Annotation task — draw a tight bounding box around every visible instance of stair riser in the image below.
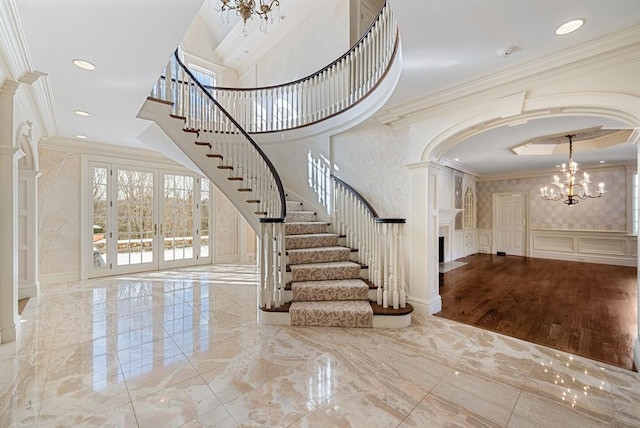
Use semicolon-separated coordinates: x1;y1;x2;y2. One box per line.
285;223;328;235
286;266;368;283
290;302;372;328
284;288;378;302
286;248;351;265
286;212;316;222
286;201;304;211
292;287;369;302
286;235;339;249
289;266;361;282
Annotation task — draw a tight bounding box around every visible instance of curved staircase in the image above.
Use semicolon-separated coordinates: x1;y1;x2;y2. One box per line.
139;1;412;328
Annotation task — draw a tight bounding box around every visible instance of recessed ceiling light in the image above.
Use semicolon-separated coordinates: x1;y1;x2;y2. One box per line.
555;165;561;168
75;134;88;139
74;110;90;117
454;158;460;162
72;59;96;71
599;160;605;163
555;19;585;36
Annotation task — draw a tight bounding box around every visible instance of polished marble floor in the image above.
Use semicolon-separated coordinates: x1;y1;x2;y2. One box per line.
1;264;639;428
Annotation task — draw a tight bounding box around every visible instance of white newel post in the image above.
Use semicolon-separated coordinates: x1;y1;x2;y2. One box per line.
0;80;23;343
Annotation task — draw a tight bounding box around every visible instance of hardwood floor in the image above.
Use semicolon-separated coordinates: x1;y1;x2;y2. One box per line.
437;254;638;371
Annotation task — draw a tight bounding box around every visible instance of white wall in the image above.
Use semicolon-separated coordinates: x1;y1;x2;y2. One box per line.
249;2;349;87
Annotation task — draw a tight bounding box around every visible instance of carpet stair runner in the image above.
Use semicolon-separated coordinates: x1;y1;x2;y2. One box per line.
285;200;375;327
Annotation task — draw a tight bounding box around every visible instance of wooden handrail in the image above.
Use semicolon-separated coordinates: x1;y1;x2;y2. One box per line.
192;1;399;133
331;175;405;224
172;49;286;221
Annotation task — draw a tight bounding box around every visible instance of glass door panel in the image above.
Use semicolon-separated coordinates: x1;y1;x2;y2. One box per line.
200;179;210;261
91;165;110;275
161;173;195;268
116;168;156;271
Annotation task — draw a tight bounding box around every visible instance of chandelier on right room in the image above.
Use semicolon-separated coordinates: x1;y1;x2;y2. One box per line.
540;134;605;206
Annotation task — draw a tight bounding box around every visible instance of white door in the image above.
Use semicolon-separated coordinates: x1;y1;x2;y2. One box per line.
494;193;527;256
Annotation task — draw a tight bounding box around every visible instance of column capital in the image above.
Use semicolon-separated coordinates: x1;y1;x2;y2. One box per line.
0;146;25;159
0;80;20;96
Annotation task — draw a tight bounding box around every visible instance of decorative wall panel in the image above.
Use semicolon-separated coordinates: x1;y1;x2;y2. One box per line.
477;167;627;231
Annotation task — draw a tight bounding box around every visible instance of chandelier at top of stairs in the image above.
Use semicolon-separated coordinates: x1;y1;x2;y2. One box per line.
219;0;280;34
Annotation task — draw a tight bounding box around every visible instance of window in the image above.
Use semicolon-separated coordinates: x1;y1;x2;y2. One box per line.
463;186;475;229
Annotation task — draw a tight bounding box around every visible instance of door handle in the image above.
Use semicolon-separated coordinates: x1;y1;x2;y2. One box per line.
522;218;526;226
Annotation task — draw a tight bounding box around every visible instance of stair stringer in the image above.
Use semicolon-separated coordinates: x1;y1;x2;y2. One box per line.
137;97;264;234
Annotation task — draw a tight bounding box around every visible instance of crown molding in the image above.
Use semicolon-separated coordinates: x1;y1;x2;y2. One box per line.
438;158;481;179
0;0;57;137
377;25;640;126
39;136;185;168
476;161;635;182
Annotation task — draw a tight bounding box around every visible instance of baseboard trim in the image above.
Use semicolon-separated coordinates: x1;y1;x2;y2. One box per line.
634;338;640;372
18;284;39;299
407;295;441;316
0;321;19;344
39;271;80;286
529;251;636;267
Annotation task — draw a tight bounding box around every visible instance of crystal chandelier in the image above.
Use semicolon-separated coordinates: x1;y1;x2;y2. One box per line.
219;0;280;34
540;135;605;206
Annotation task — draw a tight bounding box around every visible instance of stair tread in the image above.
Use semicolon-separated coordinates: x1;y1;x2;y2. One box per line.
289;261;361;269
290;300;372;308
292;279;369;288
286;232;338;239
285;221;329;226
287;246;350;254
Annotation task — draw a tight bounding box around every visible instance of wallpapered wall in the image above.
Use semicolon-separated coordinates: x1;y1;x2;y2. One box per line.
476;166;628;231
331;123;410;218
38;147;245;277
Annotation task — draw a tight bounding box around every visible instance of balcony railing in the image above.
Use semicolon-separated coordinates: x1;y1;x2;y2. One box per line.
204;1;398;133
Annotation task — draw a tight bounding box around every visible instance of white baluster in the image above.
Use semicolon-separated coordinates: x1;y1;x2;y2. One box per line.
382;223;389;308
398;225;406;308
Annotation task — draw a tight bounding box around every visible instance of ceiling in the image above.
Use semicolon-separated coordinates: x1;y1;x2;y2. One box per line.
10;0;640;175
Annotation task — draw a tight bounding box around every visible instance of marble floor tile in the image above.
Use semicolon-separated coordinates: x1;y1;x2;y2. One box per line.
318;380;409;428
1;264;638;428
201;353;292;404
222;376;315;427
512;391;614;428
177;405;239;427
131;375;223;428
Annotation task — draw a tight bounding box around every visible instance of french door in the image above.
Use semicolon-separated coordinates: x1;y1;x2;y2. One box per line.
89;161;210;277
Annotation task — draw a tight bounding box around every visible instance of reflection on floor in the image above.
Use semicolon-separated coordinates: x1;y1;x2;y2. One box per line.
1;264;639;427
438;261;467;273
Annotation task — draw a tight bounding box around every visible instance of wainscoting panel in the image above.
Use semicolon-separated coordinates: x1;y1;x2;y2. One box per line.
530;230;636;267
477;229;492;253
532;234;575;253
577;237;627;256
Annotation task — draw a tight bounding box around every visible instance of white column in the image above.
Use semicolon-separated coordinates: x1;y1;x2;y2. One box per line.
406;161;441;316
18;169;41;299
0;80;22;343
634;132;640;371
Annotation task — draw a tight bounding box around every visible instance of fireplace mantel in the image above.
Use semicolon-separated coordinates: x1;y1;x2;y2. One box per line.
438;209;463;223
